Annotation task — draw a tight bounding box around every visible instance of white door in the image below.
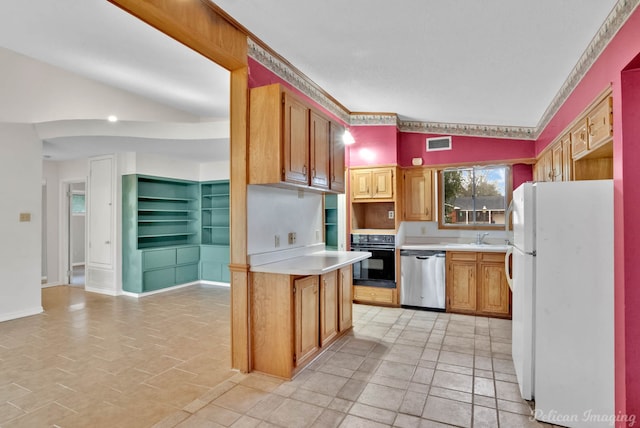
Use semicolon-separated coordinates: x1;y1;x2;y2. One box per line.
88;157;113;268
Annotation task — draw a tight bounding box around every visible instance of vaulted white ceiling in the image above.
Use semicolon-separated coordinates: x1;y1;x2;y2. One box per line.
214;0;618;128
0;0;626;159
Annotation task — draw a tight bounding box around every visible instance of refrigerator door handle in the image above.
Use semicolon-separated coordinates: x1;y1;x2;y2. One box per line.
505;199;514;232
505;247;513;290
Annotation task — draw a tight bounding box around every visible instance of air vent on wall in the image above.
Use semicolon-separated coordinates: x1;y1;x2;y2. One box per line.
426;136;452;152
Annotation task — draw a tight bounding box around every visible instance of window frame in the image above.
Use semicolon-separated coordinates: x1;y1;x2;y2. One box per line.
437;165;512;230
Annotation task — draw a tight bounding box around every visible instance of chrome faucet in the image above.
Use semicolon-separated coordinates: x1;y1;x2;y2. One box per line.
476;232;490;245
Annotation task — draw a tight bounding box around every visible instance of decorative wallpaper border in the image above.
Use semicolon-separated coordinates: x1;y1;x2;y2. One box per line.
248;0;639;141
398;121;536;140
248;40;351;124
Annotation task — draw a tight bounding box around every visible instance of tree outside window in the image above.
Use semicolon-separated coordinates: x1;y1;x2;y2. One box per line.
441;166;509;227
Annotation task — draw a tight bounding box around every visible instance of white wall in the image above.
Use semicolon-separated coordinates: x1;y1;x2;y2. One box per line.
0;47;199;123
200;161;230;181
247;186;323;255
0;124;43;321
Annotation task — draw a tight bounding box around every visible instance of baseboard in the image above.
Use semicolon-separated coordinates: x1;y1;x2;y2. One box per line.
84;286;120;296
0;306;44;323
41;281;63;289
199;280;230;288
121;281;200;298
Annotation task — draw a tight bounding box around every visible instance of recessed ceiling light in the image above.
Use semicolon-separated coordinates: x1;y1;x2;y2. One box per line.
107;115;118;122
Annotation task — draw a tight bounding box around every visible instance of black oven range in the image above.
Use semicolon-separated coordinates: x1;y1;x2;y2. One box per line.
350;234;396;289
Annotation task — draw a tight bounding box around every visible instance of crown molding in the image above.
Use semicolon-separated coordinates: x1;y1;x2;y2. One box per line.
398;121;536;140
247;0;639;141
248;39;351;124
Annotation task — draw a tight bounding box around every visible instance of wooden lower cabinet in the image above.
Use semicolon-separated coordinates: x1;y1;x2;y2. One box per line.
477;253;511;318
250;268;354;379
446;252;477;314
320;271;338;347
338;266;353;331
446;251;511;319
295;276;320;367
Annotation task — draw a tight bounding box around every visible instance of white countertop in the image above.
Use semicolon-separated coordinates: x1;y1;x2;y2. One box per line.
250;250;372;275
400;243;510;252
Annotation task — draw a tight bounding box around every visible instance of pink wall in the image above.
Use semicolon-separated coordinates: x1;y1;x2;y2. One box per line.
347;126;398;166
399;132;534;167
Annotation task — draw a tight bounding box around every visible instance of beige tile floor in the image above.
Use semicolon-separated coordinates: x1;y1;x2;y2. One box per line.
0;285;556;428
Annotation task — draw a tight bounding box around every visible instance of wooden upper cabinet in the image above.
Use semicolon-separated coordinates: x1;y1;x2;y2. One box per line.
283;92;310;186
570;119;589;159
310;111;330;190
329;123;346;192
551;142;563;182
351;167;394;200
403;168;433;221
535;150;553;182
249;83;345;193
560;133;573;181
587;96;613;151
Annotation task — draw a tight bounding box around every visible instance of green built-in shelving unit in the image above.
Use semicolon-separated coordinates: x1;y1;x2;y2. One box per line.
324;193;338;250
122;175;230;293
200;180;230;283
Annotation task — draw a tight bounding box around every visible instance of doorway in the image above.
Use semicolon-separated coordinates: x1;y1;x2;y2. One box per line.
66;181;86;286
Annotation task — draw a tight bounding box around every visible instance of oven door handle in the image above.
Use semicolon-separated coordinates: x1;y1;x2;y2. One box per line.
352;247;395;252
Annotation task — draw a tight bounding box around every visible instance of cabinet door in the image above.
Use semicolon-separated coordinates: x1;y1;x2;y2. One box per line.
539;150;553;182
372;169;393;199
477;261;510;317
320;271;338;346
551;142;563;182
403;169;433;221
570;119;588;159
446;252;477;313
310;111;330;190
338;266;353;331
561;134;572;181
587;96;613;150
283;92;310;185
329;122;346;193
295;276;319;367
351;170;372;199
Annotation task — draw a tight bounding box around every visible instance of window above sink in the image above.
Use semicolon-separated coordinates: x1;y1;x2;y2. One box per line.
439;165;512;230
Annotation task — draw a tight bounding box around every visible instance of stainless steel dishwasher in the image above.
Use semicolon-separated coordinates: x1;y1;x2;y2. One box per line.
400;249;446;310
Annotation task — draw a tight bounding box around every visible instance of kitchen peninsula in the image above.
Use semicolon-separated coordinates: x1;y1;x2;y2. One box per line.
248;247;370;379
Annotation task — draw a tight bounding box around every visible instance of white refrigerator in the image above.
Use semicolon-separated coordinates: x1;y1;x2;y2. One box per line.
506;180;614;427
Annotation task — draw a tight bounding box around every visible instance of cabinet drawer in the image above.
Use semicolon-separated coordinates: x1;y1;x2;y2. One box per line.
353;286;394;304
143;249;176;270
177;246;200;264
479;252;506;263
176;264;199;284
201;245;230;262
143;267;175;291
448;251;478;262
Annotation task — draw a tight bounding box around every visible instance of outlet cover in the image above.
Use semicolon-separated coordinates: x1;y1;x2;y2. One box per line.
388;210;394;219
288;232;296;245
19;212;31;222
275;235;280;247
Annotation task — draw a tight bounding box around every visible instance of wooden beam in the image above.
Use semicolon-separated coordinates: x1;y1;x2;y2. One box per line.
106;0;251;371
107;0;247;70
